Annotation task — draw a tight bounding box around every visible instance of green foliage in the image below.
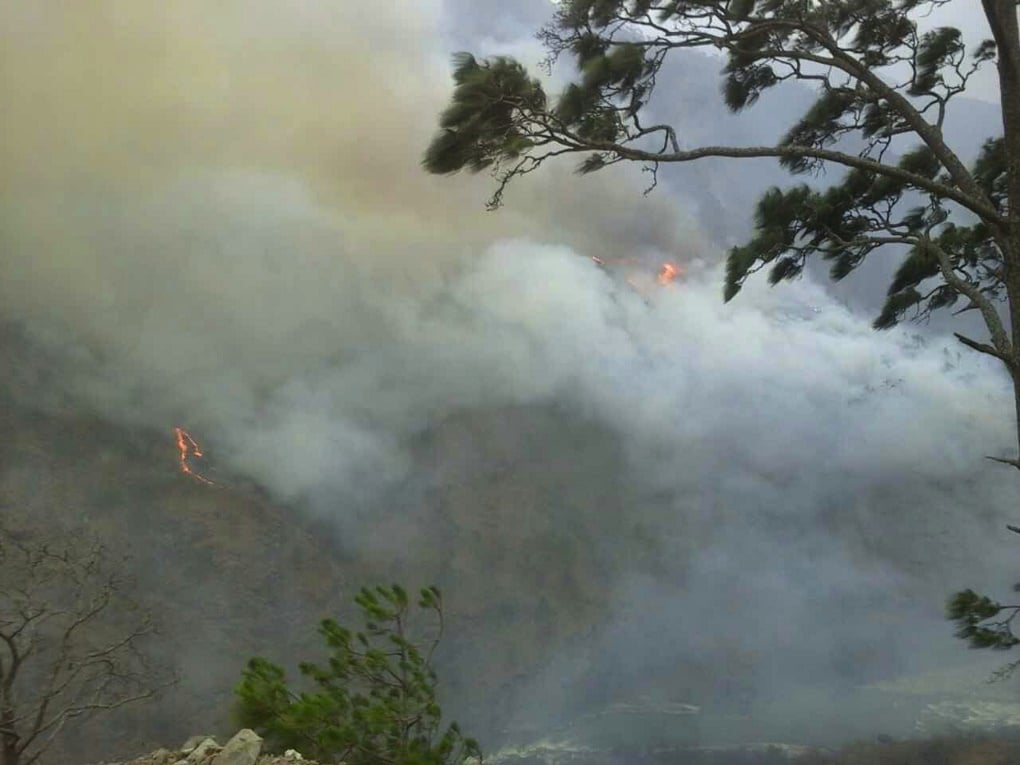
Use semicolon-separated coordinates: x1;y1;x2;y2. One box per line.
723;132;1007;331
722;63;779;112
235;585;480;765
422;54;545;177
972;137;1006;207
911;27;964;96
780;89;858;164
873;288;923;330
897;145;941;180
946;589;1020;651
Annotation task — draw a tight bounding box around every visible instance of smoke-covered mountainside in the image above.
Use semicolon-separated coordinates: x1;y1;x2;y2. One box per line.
0;318;677;758
4;2;1020;764
6;281;1020;763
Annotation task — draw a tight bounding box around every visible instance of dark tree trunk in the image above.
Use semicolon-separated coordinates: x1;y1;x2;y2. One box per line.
984;0;1020;458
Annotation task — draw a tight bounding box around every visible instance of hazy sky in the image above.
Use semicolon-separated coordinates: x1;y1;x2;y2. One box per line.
2;0;1018;746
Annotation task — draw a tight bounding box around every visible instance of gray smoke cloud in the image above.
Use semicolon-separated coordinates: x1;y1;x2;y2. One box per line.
3;0;1020;750
0;0;696;414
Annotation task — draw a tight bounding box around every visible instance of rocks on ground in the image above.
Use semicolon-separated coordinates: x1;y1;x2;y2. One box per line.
90;729;320;765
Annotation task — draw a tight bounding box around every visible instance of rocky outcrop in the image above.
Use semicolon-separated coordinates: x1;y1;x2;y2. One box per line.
91;730;320;765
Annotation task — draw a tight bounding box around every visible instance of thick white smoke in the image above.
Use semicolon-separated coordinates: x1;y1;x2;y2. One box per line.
3;0;1020;749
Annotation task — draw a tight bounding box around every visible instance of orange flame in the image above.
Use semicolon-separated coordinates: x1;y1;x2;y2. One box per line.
173;427;216;485
656;261;684;286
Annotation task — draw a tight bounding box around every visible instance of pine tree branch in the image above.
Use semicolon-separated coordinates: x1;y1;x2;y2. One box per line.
954;332;1012;365
987;455;1020;470
540;3;1002;228
803;23;999;225
927;239;1015;365
572;138;1003;223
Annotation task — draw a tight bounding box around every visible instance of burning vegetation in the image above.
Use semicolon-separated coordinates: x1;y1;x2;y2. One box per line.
590;255;686;289
173;426;216;485
656;261;684;286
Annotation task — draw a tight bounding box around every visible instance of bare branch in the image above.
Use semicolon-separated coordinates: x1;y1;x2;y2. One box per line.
954;332;1013;365
576;140;1003;224
0;526;172;765
987;455;1020;470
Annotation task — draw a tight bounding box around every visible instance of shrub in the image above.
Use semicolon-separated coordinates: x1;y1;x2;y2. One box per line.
235;585;480;765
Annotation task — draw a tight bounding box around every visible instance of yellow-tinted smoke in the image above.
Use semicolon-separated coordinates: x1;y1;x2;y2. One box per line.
0;0;700;416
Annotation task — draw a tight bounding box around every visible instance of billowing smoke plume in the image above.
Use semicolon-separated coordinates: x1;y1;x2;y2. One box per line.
3;0;1019;750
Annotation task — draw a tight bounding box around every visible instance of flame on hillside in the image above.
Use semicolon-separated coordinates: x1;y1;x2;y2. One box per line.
588;255;686;296
656;261;684;286
173;427;216;485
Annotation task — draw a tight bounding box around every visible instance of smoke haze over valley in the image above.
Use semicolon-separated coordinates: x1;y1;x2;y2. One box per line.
3;1;1020;761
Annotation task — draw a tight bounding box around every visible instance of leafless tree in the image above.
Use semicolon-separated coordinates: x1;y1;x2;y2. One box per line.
0;526;173;765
